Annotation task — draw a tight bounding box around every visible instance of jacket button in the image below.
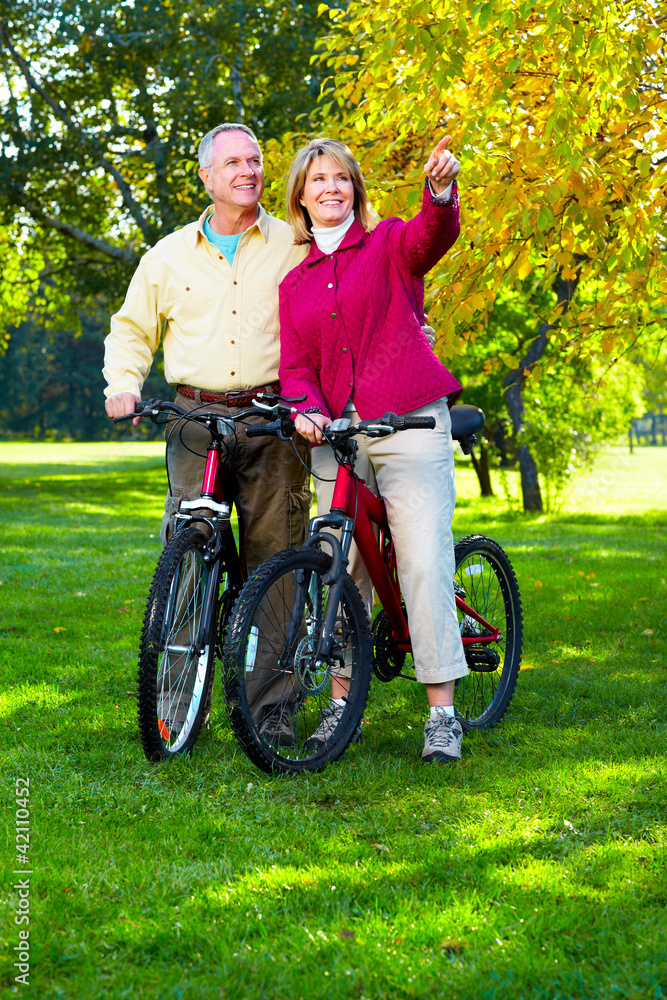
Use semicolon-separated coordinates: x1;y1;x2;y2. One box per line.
328;283;333;289
342;348;347;353
331;312;337;318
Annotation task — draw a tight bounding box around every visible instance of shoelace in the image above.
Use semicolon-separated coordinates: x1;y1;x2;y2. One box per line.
426;717;459;748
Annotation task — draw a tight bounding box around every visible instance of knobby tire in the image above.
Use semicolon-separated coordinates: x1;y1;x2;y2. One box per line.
138;526;218;761
453;534;523;730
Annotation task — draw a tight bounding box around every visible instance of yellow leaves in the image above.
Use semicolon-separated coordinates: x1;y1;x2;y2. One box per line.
636;155;652;177
561;230;575;251
457;301;474;323
553;251;573;266
517;259;532;280
53;627;67;633
468;292;487;311
599;333;617;355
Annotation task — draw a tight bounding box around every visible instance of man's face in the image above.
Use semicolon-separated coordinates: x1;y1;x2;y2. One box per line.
198;130;265;211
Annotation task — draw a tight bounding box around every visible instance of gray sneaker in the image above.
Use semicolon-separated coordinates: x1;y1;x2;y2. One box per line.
304;699;362;751
258;705;295;748
422;709;463;764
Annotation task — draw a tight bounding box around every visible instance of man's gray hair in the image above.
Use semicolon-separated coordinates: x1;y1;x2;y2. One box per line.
197;123;260;169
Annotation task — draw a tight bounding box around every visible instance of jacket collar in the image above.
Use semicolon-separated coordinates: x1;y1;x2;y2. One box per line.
304;217;368;263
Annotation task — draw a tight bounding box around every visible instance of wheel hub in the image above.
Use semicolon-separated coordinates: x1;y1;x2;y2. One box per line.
294;635;330;695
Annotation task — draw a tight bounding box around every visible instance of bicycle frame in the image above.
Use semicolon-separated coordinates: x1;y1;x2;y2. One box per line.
315;456;502;652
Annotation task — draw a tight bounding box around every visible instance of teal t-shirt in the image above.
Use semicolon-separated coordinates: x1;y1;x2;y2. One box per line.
203;215;242;266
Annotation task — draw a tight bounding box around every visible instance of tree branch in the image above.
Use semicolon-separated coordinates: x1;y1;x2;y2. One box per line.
13;186;139;263
0;25;155;244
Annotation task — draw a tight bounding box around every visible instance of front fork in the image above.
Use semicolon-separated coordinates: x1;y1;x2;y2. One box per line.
287;514;354;669
170;507;229;657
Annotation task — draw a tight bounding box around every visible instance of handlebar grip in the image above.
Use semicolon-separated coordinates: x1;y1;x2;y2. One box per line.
112;405;143;423
246;420;279;438
402;416;436;430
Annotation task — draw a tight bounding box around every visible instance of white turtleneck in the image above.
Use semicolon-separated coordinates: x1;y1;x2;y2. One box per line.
311;211;356;254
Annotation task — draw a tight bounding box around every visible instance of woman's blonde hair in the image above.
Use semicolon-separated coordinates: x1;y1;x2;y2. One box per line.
286;138;380;244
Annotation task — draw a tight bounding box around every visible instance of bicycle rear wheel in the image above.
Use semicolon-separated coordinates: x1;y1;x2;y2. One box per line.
138;526;218;760
223;547;372;775
453;534;523;730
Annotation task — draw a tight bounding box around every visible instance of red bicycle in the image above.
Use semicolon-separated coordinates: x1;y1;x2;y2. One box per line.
223;403;523;774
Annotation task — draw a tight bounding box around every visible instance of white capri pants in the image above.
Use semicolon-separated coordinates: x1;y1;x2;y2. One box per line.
311;397;469;685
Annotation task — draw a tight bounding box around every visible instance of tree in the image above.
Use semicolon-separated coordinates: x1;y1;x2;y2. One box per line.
314;0;667;510
0;0;326;336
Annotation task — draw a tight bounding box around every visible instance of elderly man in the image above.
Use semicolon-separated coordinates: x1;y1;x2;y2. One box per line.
103;123;311;739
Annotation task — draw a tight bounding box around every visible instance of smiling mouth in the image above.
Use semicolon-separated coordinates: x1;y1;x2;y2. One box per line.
320;199;343;206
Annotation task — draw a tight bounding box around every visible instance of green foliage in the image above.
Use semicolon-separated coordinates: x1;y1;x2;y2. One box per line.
520;357;645;511
635;336;667;414
0;311;170;440
454;284;647;506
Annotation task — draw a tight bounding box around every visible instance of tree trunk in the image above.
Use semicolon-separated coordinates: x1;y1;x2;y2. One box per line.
493;420;514;468
517;444;542;511
470;440;494;496
502;272;581;513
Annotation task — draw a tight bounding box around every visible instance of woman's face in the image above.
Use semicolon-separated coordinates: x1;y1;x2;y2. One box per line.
301;155;355;229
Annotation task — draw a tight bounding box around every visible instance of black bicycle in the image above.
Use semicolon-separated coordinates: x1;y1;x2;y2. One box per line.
114;394;303;761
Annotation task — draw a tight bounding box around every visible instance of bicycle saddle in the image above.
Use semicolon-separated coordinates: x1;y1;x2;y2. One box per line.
450;404;485;455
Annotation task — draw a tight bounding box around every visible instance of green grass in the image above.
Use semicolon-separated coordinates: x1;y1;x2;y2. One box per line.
1;442;666;999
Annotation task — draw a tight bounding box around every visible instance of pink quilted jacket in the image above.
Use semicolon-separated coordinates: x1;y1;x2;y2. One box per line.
278;181;462;420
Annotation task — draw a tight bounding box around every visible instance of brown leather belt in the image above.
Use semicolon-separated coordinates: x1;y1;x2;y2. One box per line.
176;382;281;407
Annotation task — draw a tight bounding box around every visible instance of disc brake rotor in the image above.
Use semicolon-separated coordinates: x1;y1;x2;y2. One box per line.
294;635;330;696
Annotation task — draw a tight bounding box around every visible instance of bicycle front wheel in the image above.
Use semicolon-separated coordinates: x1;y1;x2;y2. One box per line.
453;534;523;731
223;547;372;775
138;526;218;760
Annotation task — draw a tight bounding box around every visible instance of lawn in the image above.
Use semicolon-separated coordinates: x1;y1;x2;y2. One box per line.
0;440;665;999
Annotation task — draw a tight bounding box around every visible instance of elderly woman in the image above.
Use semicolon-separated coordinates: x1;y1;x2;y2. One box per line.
278;136;468;764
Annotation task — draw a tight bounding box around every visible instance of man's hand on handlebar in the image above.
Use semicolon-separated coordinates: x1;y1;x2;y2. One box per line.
106;392;142;427
295;412;332;445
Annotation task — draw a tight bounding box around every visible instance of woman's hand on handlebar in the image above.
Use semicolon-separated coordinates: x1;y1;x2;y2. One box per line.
106;392;142;426
295;411;332;444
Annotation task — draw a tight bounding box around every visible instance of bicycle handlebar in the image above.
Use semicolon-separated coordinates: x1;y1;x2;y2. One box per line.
112;393;307;428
